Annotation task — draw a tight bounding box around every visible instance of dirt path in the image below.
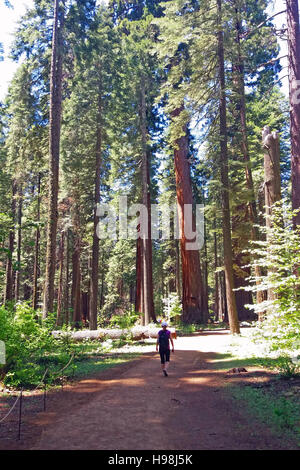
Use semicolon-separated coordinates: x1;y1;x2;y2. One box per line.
0;331;296;450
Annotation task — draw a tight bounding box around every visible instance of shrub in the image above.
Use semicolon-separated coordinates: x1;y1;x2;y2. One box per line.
0;303;75;388
241;202;300;356
109;308;140;329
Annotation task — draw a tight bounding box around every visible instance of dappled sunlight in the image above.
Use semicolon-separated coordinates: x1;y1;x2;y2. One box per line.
146;417;164;425
178;376;213;385
70;377;146;393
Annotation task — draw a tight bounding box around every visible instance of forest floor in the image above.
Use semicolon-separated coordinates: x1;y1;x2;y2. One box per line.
0;330;299;450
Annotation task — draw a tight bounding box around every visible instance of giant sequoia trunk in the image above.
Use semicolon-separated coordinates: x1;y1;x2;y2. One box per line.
171;106;207;324
43;0;64;317
287;0;300;228
4;180;17;304
217;0;240;334
135;78;155;325
89;76;102;330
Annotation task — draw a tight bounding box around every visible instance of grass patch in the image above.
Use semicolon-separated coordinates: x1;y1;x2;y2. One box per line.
67;352;142;379
210;352;300;446
176;322;229;336
228;384;300;445
210;353;280;371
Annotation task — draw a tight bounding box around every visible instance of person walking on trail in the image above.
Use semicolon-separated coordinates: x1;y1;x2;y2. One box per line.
156;321;174;376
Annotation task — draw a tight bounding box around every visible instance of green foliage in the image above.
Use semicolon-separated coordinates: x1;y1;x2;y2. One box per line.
0;302;86;388
176;323;198;335
229;385;300;440
109;308;140;329
162;293;182;324
273;355;300;378
0;303;53;387
242;202;300;353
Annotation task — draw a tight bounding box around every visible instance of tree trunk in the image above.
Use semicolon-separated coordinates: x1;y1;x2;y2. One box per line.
202;204;209;318
262;126;281;302
43;0;64;317
64;228;70;325
89;75;102;330
14;185;23;302
233;2;263;309
138;77;155;324
213;218;224;321
4;180;17;304
262;126;281;227
56;230;65;326
32;174;41;310
72;233;82;328
135;230;143;314
171;106;207;324
175;239;181;297
217;0;240;334
287;0;300;227
82;291;89;326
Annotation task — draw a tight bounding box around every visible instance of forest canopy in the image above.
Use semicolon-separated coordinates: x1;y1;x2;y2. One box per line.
0;0;299;339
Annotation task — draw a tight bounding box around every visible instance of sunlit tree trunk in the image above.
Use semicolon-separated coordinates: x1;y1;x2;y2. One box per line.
262;126;281;302
287;0;300;228
171;106;207;324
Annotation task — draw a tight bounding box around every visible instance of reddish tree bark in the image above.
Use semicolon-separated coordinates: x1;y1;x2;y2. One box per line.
171;107;208;324
287;0;300;227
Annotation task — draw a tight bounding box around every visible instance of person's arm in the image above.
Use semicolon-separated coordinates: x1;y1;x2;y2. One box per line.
156;333;159;352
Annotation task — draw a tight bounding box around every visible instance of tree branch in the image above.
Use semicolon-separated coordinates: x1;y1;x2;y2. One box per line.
242;10;286;39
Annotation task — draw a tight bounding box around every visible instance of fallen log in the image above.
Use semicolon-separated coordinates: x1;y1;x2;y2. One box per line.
52;326;177;342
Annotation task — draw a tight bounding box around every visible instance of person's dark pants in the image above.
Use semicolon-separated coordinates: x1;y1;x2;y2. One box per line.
159;349;170;364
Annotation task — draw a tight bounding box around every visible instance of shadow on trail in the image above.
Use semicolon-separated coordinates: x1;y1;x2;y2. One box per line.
0;348;293;450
